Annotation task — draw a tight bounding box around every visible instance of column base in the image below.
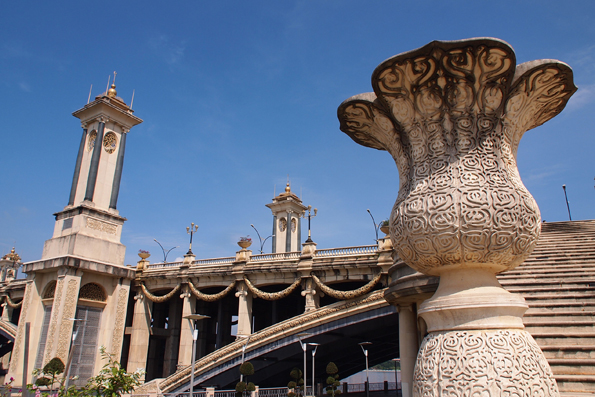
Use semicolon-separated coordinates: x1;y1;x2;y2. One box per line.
413;329;559;397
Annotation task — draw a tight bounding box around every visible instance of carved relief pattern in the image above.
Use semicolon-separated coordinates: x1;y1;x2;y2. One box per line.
413;329;559;397
311;272;382;300
9;281;32;373
111;287;129;361
244;276;301;301
42;281;57;299
140;282;181;303
43;278;64;365
56;279;80;362
87;130;97;152
86;218;117;235
103;132;118;154
279;218;287;232
187;280;236;302
5;294;22;308
338;39;576;276
79;283;107;301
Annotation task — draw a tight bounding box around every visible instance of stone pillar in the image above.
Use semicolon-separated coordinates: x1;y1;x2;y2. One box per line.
68;126;88;206
109;128;128;210
397;304;418;397
235;282;252;338
164;293;182;375
178;289;196;370
43;273;81;365
301;278;319;312
127;291;151;378
84;119;105;202
1;303;12;322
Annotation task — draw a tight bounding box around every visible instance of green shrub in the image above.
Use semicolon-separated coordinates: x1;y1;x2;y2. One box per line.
240;362;255;376
236;381;247;392
247;382;256;392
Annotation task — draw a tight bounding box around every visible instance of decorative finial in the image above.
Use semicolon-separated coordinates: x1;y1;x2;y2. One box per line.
2;248;21;263
285;182;291;193
107;71;117;97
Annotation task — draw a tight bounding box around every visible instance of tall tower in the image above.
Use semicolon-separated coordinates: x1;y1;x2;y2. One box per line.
8;80;141;387
42;81;142;265
266;183;307;253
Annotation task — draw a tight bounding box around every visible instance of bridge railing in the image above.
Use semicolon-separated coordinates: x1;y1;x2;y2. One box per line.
142;244;380;271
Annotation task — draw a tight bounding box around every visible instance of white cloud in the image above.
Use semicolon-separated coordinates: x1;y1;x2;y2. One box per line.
566;83;595;111
148;35;186;65
18;82;31;92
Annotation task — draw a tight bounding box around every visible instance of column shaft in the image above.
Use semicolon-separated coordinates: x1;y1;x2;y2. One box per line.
236;282;252;337
68;128;87;205
84;121;105;202
272;216;277;253
177;293;196;369
398;304;418;397
285;213;292;252
127;293;151;379
109;131;127;209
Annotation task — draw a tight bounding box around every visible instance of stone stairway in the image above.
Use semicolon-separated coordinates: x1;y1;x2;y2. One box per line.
498;220;595;396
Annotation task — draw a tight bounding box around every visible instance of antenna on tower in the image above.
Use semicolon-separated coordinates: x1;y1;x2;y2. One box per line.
130;89;135;109
113;71;117;85
106;75;111;94
87;84;93;104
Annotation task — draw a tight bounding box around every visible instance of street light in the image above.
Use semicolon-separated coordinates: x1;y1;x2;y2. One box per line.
250;224;275;254
186;223;199;255
366;209;379;242
153;239;179;262
64;318;84;390
562;185;572;221
184;314;210;397
359;342;372;397
308;343;320;397
303;206;318;243
237;335;251;382
391;358;400;396
297;333;310;397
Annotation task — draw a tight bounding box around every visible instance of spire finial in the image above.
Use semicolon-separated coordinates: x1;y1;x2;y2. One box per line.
107;71;117;98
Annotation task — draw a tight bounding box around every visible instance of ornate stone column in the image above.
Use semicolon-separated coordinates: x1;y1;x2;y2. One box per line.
397;304;418;397
127;291;151;378
177;287;196;370
338;38;577;396
235;281;252;338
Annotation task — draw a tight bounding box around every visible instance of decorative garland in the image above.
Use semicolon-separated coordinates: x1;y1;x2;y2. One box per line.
5;294;22;308
187;280;236;302
140;283;181;303
311;272;382;300
243;276;301;301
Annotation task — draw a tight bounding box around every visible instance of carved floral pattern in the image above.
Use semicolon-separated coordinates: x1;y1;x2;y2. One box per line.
56;279;80;362
42;281;57;299
44;278;64;365
79;283;107;301
9;281;32;373
243;276;301;301
103;132;118;154
338;38;576;276
140;282;181;303
187;280;236;302
413;329;559;397
111;287;129;361
311;272;382;300
86;218;117;235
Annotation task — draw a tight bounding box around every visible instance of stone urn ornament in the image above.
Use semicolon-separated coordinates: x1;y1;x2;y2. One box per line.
238;237;252;250
338;38;576;397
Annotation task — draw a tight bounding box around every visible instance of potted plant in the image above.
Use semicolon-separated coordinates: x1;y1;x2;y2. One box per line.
138;249;150;260
379;220;390;235
238;236;252;249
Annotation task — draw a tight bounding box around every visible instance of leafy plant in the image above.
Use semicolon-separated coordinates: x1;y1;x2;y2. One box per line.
380;220;389;227
85;346;144;397
236;361;256;397
288;368;304;397
138;249;150;254
239;236;252;242
325;362;341;396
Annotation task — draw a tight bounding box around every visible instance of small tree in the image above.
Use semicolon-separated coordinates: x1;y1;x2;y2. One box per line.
35;357;65;392
236;361;255;397
325;362;341;397
84;346;144;397
288;368;304;397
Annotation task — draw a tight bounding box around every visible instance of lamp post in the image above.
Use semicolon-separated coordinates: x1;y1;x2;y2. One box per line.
186;223;199;255
359;342;372;397
64;318;84;390
184;314;210;397
562;185;572;221
366;209;379;242
297;333;310;397
303;206;318;243
250;224;275;254
153;239;179;262
391;358;400;396
238;335;251;382
308;343;320;397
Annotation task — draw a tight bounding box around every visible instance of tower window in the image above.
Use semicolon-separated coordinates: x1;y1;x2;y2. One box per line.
103;132;118;154
279;217;287;232
87;130;97;151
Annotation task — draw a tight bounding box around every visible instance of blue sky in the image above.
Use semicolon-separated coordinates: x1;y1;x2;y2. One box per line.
2;1;594;266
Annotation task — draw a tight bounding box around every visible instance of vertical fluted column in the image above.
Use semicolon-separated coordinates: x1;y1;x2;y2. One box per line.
109;128;128;210
128;292;151;379
285;212;292;252
272;216;277;253
178;289;195;370
84;119;106;202
235;282;252;338
68;126;88;205
398;304;418;397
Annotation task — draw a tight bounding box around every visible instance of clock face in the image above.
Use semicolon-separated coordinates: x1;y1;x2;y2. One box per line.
279;218;287;232
291;218;297;232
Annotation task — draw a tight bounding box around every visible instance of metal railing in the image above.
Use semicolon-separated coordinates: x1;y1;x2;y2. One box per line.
314;245;378;257
161;392;207;397
259;387;289;397
214;390;236;397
